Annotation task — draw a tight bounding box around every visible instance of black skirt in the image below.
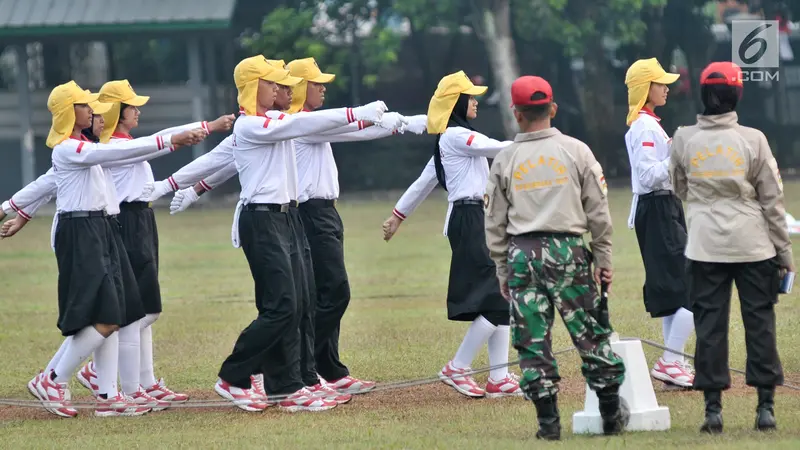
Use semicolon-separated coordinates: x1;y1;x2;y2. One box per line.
634;192;690;318
54;214;125;336
445;203;507;322
109;216;146;327
118;202;162;314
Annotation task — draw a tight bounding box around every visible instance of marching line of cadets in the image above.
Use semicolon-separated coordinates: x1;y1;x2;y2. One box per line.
0;55;792;440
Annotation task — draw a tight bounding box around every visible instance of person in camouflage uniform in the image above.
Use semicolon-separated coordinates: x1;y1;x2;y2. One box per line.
485;76;629;440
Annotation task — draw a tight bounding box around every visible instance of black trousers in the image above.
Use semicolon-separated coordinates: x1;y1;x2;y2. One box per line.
298;199;350;381
118;202;162;314
217;208;303;395
690;258;784;391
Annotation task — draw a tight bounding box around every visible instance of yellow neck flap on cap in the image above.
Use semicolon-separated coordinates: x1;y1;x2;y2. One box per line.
286;57;336;114
624;58;680;126
235;56;293;116
426;71;487;134
46;81;99;148
98;79;151;143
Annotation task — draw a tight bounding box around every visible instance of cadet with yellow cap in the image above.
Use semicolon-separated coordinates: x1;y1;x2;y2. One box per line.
383;70;523;400
624;58;696;389
670;61;792;434
23;80;203;418
213;55;389;413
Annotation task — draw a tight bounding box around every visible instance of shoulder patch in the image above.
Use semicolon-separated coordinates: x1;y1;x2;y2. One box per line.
483;193;490;209
466;134;475;146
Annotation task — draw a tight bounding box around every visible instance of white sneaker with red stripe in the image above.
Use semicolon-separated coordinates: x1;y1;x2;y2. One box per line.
144;378;189;403
76;362;99;396
438;361;485;398
36;371;78;418
27;370;44;401
278;388;338;412
95;393;151;417
307;382;352;404
325;375;376;395
129;388;171;411
485;373;524;398
651;357;694;387
214;378;268;412
250;374;275;406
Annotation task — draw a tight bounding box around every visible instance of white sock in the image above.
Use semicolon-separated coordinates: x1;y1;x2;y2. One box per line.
452;315;497;369
664;307;694;364
662;314;674;348
140;312;160;329
53;327;105;383
487;325;510;380
140;322;157;387
118;321;142;395
45;336;73;374
94;331;120;397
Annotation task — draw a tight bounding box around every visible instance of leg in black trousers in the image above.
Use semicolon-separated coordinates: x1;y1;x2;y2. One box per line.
299;201;351;381
690;260;734;391
218;210;303;395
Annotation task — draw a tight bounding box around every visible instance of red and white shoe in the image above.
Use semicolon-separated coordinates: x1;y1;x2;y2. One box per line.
95;393;150;417
438;361;485;398
250;374;276;406
325;375;376;395
36;371;78;418
485;373;524;398
144;378;189;403
651;357;694;387
76;362;99;396
307;382;352;404
278;388;338;412
214;378;268;412
27;370;44;401
129;388;171;412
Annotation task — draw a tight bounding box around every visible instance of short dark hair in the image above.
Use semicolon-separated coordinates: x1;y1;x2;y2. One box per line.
515;92;552;122
120;102;132;120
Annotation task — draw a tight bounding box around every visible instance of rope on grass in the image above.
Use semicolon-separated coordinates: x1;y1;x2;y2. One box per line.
1;338;797;410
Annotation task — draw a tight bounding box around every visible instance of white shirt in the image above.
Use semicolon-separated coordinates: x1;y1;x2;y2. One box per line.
109;122;209;202
624;109;673;228
391;157;438;221
167;134;234;191
51;135;173;213
2;168;57;220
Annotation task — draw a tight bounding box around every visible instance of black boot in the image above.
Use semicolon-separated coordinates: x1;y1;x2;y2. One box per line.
755;387;776;431
700;390;723;434
532;394;561;441
597;388;630;436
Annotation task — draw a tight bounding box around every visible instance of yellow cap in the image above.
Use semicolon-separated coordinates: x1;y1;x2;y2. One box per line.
46;81;100;148
98;80;150;142
234;55;302;115
624;58;680;126
426;71;487;134
286;57;336;113
265;59;302;87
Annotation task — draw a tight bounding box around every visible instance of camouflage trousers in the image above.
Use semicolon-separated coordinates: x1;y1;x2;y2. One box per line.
507;233;626;400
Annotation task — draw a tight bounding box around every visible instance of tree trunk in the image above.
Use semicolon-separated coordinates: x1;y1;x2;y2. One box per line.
477;0;520;139
575;39;618;171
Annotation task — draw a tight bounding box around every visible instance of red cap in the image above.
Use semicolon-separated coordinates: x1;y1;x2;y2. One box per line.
700;62;743;87
511;76;553;106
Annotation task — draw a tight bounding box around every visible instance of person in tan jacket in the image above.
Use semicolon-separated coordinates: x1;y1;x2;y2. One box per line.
485;75;627;440
669;61;794;434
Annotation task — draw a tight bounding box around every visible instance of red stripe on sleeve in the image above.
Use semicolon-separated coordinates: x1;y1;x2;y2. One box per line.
76;142;85;154
466;135;475;146
201;121;210;135
199;180;213;191
278;114;286;120
9;200;32;220
392;208;406;220
346;108;355;123
263;118;271;128
641;142;655;147
167;176;179;191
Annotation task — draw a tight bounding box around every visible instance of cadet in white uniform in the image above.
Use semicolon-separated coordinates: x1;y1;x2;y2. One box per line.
624;58;695;388
212;56;387;412
670;61;793;434
384;71;522;399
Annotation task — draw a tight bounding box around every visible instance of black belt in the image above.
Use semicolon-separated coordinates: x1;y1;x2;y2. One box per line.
58;210;107;220
517;231;582;240
453;199;483;206
120;201;152;210
245;203;289;213
303;198;337;208
639;190;673;199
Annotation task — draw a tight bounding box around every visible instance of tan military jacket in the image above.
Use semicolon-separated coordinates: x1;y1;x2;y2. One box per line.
669;112;793;266
484;128;612;285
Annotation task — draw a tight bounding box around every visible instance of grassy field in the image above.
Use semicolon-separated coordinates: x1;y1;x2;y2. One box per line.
1;183;799;449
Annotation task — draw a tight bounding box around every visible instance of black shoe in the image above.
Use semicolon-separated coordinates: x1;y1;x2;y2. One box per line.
755;387;776;431
700;390;723;434
597;388;630;435
533;394;561;441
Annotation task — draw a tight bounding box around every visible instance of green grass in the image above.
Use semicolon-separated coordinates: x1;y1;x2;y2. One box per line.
1;183;800;449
